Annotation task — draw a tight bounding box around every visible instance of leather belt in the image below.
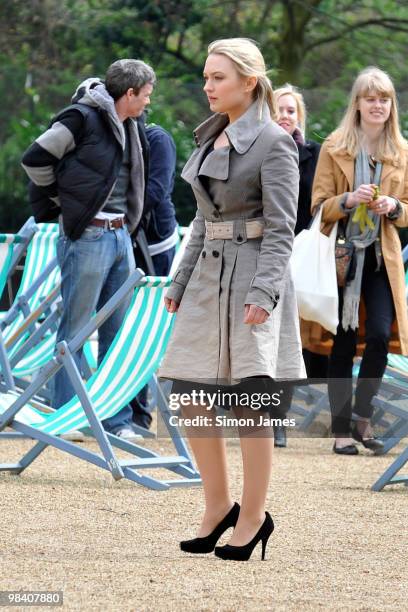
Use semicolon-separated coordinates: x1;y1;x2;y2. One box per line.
88;217;126;230
205;218;264;240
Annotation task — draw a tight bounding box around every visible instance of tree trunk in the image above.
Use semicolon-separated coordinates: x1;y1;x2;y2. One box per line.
277;0;322;84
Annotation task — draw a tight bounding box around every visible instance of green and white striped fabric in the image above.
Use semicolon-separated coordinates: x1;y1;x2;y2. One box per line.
0;234;25;301
3;224;60;378
0;277;175;434
14;223;60;299
386;354;408;381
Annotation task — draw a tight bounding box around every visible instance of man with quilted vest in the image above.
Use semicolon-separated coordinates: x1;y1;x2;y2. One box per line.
21;59;156;439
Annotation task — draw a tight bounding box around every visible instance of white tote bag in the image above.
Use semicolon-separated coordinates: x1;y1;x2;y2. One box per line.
290;206;339;334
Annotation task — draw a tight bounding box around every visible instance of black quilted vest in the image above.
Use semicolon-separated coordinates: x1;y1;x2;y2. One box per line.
53;103;124;240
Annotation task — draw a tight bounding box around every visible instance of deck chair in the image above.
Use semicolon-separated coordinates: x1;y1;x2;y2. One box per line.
0;270;201;490
295;384;330;431
0;224;61;390
372;356;408;491
4;217;38;291
368;355;408;454
296;360;408;439
0;218;38;315
372;444;408;491
0;234;25;296
0;233;28;379
0;219;38;315
141;223;194;412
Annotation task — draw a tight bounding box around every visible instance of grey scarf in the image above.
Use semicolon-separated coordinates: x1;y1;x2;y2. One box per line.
342;150;382;330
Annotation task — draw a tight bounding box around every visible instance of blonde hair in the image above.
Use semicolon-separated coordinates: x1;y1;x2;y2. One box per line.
274;83;306;135
207;38;275;119
331;66;407;164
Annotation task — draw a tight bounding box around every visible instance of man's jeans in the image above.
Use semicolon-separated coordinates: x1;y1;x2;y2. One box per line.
53;225;135;433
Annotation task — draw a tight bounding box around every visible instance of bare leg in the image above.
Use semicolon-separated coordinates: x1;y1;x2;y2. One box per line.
227;409;274;546
181;403;234;538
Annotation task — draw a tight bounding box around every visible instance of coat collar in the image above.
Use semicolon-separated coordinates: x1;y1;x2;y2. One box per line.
326;139;398;187
193;101;271;154
182;101;272;194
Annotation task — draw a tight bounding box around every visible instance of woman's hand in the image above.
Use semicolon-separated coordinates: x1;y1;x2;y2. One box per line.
244;304;269;325
345;184;377;208
367;195;396;216
164;297;179;313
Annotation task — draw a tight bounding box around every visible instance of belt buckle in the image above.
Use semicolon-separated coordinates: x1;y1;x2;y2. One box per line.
107;218;116;231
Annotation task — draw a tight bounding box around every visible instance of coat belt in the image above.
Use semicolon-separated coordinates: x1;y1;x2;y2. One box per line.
205;218;265;240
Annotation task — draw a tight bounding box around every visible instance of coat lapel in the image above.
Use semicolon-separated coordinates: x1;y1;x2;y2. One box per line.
329;144;399;190
182;101;272;184
330;148;355;188
380;160;398;185
181;140;218;208
198;145;230;180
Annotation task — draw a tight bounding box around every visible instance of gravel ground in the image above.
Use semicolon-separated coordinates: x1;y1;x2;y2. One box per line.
0;427;407;612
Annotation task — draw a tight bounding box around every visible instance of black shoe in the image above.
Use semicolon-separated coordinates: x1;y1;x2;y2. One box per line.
214;511;274;561
180;502;240;554
273;424;287;448
332;442;359;455
351;426;384;452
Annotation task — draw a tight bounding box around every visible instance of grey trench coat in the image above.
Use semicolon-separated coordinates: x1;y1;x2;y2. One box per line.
159;101;306;383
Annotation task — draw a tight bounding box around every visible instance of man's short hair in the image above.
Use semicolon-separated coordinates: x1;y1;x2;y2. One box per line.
105;59;156;100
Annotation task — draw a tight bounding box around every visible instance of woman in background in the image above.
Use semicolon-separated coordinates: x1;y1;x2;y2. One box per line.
310;67;408;455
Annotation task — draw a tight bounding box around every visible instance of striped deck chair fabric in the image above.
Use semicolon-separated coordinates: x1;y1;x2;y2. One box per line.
0;277;174;433
0;274;201;489
14;223;59;300
0;234;25;302
1;224;61;379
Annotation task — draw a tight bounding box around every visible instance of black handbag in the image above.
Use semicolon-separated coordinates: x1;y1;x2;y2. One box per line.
335;220;355;287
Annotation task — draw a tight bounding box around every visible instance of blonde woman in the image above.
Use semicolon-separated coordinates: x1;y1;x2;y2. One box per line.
310;67;408;455
275;84;321;234
273;84;326;447
159;38;305;561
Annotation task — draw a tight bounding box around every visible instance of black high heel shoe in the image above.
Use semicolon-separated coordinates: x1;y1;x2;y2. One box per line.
214;511;274;561
180;502;240;554
351;425;384;452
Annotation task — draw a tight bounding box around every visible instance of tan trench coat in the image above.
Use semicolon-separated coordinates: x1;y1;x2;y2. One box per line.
301;134;408;356
158;101;306;383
